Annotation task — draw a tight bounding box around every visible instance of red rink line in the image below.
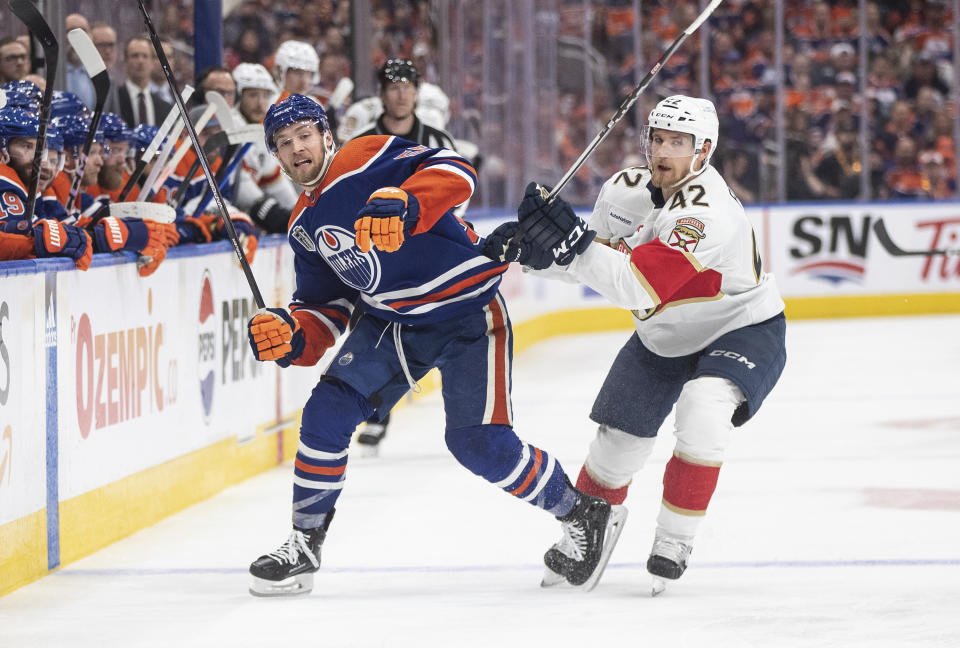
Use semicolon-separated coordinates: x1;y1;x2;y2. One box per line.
861;488;960;511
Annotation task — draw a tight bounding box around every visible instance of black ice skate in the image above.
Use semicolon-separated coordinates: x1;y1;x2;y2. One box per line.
356;416;389;457
249;512;334;597
647;530;693;596
542;493;628;591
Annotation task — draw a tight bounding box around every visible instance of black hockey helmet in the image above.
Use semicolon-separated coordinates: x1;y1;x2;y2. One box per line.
378;58;420;89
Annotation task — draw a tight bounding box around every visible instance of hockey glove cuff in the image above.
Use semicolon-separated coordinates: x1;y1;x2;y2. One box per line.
33;219;93;270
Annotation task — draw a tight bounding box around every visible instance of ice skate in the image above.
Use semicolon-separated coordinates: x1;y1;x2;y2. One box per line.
646;530;692;597
249;513;333;597
542;494;627;591
356;420;388;457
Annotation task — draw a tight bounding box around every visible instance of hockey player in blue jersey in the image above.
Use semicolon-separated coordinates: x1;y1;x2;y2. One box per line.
244;93;627;596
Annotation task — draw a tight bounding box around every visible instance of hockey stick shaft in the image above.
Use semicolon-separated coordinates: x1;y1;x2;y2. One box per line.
171;131;227;207
117;85;194;201
136;116;184;202
191;143;252;218
65;28;109;210
149;104;217;195
547;0;723;201
137;0;265;309
872;219;960;257
9;0;58;222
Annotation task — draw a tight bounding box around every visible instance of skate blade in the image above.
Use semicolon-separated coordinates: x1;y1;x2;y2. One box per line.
540;565;568;588
579;504;628;592
651;576;667;597
248;573;314;597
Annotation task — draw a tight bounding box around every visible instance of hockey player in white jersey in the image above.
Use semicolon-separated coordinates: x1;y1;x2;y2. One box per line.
230;62;298;232
489;95;787;593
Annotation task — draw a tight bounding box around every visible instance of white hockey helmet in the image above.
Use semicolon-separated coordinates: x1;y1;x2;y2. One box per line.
415;82;451;130
337;96;383;142
274;40;320;86
644;95;719;169
233;63;278;95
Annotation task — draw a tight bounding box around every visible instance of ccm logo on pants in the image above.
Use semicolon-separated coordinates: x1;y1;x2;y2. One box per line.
708;350;755;369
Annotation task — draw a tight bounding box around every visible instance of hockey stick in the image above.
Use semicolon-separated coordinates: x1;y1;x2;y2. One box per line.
117;85;195;201
65;28;110;210
138;0;265;308
136;115;184;202
547;0;723;201
171;130;228;208
188;124;263;215
9;0;58;222
190;142;254;219
144;104;217;200
872;219;960;257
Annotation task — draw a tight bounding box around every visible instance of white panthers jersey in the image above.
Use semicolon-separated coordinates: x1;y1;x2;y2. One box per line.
234;108;299;211
566;164;784;357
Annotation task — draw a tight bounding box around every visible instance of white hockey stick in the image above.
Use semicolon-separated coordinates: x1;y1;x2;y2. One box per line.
118;84;194;200
108;201;176;223
548;0;723;201
328;77;354;111
136;116;184;202
205;91;237;133
149;102;217;193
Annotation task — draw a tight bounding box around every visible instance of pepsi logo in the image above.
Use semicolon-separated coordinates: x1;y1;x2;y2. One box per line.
197;271;216;423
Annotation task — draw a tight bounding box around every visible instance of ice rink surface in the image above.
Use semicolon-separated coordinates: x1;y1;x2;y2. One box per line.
2;314;959;648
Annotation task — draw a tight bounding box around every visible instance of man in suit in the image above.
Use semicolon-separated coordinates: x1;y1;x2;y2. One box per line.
118;36;172;127
91;23;122;116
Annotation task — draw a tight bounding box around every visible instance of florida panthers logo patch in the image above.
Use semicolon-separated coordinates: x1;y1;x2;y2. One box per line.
315;225;381;291
668;217;706;253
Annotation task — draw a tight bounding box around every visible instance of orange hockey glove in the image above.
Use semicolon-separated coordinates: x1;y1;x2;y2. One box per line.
353;187;420;253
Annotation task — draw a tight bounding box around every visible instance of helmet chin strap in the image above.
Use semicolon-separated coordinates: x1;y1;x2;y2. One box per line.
673;155;710;188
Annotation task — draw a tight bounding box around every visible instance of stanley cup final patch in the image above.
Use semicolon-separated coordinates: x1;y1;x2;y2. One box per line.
668;217;706;253
292;225;316;252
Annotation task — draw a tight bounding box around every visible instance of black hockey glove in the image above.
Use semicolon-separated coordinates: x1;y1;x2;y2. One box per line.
480;221;553;270
517;181;595;266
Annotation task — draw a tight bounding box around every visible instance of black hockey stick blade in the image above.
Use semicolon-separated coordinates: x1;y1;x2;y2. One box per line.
9;0;58;222
137;0;265;309
872;219;960;257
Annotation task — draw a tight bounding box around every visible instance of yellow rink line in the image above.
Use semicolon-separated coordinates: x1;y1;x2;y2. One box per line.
2;296;957;596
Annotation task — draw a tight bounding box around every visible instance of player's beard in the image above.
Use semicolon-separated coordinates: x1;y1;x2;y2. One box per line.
7;156;35;188
650;159;686;192
98;163;125;191
286;155;324;187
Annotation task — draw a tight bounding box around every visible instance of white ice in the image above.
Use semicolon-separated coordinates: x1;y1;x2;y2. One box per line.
2;315;959;648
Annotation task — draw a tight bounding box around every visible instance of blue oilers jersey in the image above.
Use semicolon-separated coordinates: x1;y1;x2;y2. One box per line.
0;163;30;226
286;135;502;344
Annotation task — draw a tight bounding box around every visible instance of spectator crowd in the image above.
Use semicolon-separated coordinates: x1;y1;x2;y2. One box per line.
1;0;958;276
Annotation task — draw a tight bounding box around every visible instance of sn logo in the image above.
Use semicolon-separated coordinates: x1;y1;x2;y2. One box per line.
709;349;755;369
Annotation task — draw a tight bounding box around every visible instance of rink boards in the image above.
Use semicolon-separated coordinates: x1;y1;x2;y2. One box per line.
2;201;959;596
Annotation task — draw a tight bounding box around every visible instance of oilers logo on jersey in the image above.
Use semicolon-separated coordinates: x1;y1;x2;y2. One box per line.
315;224;381;292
